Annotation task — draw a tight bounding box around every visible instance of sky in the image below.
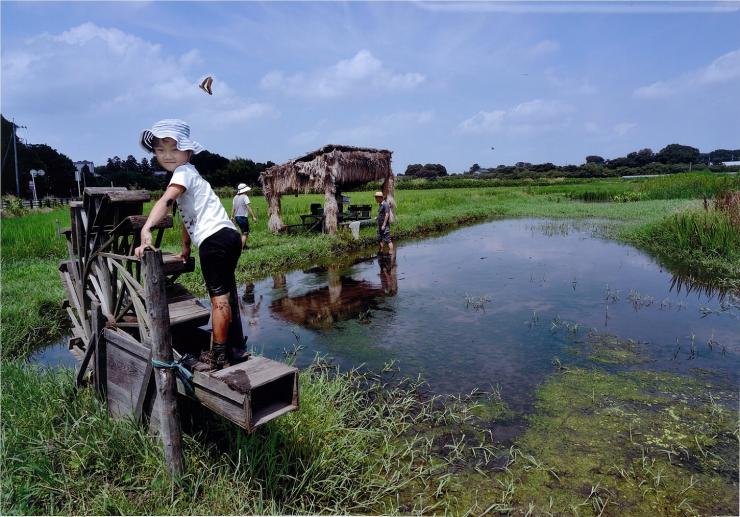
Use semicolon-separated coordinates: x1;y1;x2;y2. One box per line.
2;1;739;173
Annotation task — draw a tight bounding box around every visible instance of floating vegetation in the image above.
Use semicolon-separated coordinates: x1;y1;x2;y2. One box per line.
604;284;621;303
627;288;655;310
550;316;584;335
507;367;739;515
465;293;492;311
524;310;540;329
570;331;651;365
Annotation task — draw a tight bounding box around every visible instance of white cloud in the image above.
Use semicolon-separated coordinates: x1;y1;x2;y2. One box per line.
2;22;274;128
612;122;637;137
526;39;560;58
460;99;574;133
260;50;425;98
290;110;434;148
544;68;597;95
634;48;740;99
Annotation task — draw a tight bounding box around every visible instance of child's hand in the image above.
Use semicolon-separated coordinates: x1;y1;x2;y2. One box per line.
134;230;154;259
177;242;192;263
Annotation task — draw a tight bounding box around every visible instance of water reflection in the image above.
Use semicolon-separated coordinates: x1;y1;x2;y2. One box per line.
270;252;398;330
670;272;737;303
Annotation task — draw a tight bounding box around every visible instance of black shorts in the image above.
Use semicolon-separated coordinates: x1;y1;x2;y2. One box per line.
199;228;241;297
235;215;250;234
377;226;391;243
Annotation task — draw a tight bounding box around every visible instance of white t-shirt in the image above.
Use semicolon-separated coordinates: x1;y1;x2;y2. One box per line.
169;164;236;247
232;194;250;217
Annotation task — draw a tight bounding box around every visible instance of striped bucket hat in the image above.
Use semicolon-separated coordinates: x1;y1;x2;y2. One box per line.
140;119;205;154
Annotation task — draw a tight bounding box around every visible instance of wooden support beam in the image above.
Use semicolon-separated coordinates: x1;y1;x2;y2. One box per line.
92;304;107;398
142;249;185;477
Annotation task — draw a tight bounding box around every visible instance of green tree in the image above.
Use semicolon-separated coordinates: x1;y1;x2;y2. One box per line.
656;144;700;164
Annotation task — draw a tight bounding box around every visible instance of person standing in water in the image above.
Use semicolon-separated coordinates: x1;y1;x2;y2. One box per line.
375;191;393;254
231;183;257;250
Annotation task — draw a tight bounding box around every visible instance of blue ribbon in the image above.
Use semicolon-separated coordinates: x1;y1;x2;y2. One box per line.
151;358;194;396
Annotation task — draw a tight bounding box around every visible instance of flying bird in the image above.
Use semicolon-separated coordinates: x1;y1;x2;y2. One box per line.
199;76;213;95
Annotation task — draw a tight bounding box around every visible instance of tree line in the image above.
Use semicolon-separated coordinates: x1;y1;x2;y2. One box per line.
1;115;273;198
404;144;740;180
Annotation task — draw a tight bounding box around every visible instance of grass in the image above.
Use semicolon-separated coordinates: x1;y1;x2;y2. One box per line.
3;174;739;359
1;173;739;514
0;357;509;515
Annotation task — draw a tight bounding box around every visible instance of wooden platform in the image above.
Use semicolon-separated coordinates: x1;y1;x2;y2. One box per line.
103;328;299;431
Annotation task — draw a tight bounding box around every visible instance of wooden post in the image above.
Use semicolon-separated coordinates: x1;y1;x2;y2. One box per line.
142;249;185;477
92;303;107;398
266;191;285;233
324;186;338;235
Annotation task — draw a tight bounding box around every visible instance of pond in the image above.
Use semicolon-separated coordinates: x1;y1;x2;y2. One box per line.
33;218;739;413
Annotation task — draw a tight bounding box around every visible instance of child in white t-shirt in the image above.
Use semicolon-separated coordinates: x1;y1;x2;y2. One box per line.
134;119;246;370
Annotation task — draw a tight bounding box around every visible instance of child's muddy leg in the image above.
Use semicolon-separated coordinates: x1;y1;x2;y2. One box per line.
211;294;232;345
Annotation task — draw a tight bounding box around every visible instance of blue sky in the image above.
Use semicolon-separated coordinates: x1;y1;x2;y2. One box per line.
2;1;739;173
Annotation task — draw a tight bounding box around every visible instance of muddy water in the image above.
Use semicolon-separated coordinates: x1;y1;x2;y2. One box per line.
33;219;739;410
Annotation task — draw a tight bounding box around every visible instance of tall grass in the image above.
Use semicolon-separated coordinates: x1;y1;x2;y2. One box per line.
626;190;740;289
0;358;497;515
564;172;740;202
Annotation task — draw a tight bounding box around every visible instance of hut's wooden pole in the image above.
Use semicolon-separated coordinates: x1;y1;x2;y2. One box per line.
324;186;338;235
266;192;285;234
142;249;185;477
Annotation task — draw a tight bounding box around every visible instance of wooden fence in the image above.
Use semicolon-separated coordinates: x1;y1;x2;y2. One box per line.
1;197;75;210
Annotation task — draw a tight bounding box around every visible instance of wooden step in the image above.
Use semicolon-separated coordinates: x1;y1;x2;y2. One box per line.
166;284;210;328
193;356;299;431
102;328;299;432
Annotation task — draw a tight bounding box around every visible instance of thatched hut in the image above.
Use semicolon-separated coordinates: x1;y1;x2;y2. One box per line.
259;144;395;234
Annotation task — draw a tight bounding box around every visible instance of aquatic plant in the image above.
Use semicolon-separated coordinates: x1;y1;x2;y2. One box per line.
627;288;655;310
464;293;492;311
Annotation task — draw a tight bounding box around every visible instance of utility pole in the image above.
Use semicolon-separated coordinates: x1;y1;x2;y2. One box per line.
11;118;21;197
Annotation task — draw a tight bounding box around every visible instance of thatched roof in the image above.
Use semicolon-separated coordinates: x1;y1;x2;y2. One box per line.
259;144;392;195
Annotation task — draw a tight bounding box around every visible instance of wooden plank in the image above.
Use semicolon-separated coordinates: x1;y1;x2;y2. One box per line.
191;371;244;404
105;335;150;418
186;373;248;427
134;360;155;423
168;298;210;327
143;249;184;477
212;356;298;389
105;190;151;203
252;403;296;429
110;214;172;236
75;328;96;387
104;328;150;359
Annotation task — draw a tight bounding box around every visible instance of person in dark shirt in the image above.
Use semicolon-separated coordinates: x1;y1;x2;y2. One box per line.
374;191;393;254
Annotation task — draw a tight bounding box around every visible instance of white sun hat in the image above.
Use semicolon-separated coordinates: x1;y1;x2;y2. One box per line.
140;119;205;154
237;183;251;194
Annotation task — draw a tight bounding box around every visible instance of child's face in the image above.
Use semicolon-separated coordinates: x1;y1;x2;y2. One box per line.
153;137;191;172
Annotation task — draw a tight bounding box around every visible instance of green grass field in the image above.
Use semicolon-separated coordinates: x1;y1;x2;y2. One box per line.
1;172;738;515
2;172;738;359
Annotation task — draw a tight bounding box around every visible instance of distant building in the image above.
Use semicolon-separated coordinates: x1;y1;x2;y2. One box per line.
721;161;740;167
74;160;99;178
